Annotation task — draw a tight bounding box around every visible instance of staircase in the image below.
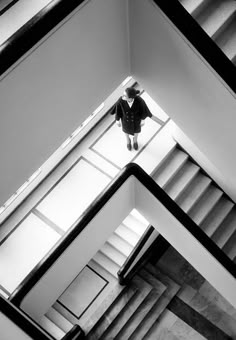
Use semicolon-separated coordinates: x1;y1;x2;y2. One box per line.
38;210;150;339
80;257;233;339
152;146;236;263
178;0;236;65
38;142;236;338
86;262;180;340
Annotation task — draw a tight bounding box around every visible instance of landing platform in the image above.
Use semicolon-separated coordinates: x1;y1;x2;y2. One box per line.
0;92;175;297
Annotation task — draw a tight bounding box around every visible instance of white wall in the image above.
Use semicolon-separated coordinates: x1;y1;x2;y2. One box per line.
0;0;129;206
129;0;236;201
20;177;135;320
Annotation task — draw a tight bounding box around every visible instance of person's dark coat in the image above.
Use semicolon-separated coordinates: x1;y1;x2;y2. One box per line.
110;96;152;135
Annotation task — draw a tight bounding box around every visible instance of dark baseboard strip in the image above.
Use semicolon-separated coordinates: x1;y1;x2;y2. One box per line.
168;296;232;340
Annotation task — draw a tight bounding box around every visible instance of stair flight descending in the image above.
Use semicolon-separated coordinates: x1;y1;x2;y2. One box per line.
86;262;180;340
152;146;236;261
37;209;151;338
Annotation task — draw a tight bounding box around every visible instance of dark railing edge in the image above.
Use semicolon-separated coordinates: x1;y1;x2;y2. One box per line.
117;225;155;284
118;233;170;285
152;0;236;94
0;295;54;340
118;233;169;285
0;0;86;77
9;162;236;307
0;0;20;16
61;324;85;340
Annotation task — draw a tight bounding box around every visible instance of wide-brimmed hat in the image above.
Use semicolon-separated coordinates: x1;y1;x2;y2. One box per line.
125;87;140;99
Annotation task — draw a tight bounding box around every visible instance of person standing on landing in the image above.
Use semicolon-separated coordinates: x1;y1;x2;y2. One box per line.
110;87;160;150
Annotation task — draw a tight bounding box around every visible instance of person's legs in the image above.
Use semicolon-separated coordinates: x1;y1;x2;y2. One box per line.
125;133;132;150
133;133;139;150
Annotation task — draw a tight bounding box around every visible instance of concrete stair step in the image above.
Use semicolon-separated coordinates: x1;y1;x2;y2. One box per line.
178;281;236;338
80;259;125;334
222;229;236;260
93;251;120;277
101;275;153;340
199;196;234;237
156;248;236;338
115;224;140;247
45;307;73;334
86;284;138;340
188;184;223;225
82;281;125;336
179;0;211;17
123;213;149;237
85;260;181;340
139;268;167;293
107;233;133;257
146;263;180;294
165;161;200;201
179;0;204;15
212;207;236;248
129;264;180;340
197;0;236;39
153;149;189;188
115;271;166;340
176;172;212;213
215;18;236;61
142;309;180;340
39;315;65;340
86;275;152;340
100;242;127;267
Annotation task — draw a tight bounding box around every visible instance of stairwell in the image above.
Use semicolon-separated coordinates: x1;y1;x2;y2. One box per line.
38;141;236;339
1;1;235;338
178;0;236;65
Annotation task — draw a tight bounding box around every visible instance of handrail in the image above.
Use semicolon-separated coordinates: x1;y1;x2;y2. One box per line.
118;225;155;284
0;0;86;77
61;324;85;340
1;0;235;93
152;0;236;94
0;295;54;340
118;231;170;285
9;163;236;307
0;0;20;16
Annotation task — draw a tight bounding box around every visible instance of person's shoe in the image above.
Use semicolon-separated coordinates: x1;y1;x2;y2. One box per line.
127;142;132;151
133;142;138;150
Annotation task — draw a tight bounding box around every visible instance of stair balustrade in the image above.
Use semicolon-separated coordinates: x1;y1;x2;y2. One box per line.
118;229;170;285
61;324;85;340
9;163;236;324
117;226;159;285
